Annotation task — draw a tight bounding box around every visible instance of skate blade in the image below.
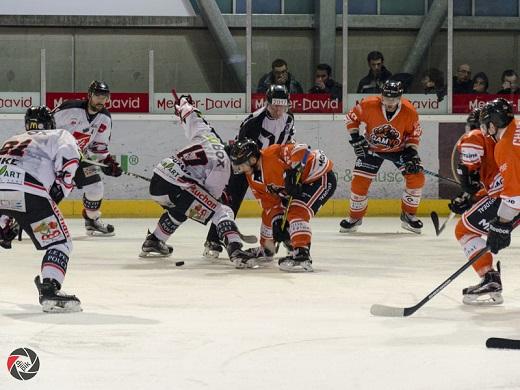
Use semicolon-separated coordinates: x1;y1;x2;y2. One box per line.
339;226;359;233
401;222;422;235
463;292;503;306
279;261;314;273
139;249;173;259
86;230;116;237
139;251;173;258
233;259;259;269
202;249;221;260
42;301;82;313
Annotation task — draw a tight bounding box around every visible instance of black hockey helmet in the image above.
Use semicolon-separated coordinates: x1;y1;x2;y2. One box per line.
266;84;290;106
24;106;56;131
381;80;404;98
466;107;482;131
480;98;514;131
88;80;110;96
230;138;260;165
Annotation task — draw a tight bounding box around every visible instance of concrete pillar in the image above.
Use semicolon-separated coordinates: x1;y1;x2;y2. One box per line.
401;0;448;76
315;0;336;70
196;0;245;89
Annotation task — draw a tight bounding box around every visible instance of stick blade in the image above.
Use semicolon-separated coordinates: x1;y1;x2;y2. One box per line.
370;304;406;317
239;233;258;244
430;211;441;236
486;337;520;350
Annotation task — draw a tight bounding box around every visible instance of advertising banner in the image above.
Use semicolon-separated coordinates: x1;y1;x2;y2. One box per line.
154;93;246;114
347;94;448;114
46;92;149;113
0;92;40;113
251;93;342;113
453;94;520;113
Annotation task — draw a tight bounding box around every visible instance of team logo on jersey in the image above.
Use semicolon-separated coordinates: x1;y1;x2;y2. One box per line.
31;216;64;245
369;124;401;149
7;347;40;381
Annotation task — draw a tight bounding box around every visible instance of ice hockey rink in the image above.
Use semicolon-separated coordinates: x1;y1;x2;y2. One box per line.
1;216;520;389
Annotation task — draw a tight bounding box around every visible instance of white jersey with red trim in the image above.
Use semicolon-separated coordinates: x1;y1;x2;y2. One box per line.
153;111;230;199
0;129;80;199
53;99;112;160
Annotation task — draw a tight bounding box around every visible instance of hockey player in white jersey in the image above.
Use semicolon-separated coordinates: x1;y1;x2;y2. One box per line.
53;80;122;236
139;96;258;268
0;106;82;312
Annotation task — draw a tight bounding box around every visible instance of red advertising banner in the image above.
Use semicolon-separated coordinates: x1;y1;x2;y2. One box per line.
251;93;341;113
453;94;520;113
46;92;149;113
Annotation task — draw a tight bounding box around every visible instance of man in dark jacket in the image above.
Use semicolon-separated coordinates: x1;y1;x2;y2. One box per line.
357;51;392;93
308;63;343;101
257;58;304;94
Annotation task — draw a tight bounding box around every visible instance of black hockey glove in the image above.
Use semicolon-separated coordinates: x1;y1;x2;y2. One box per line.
349;132;369;158
0;218;20;250
284;166;303;196
49;182;65;204
101;155;123;177
456;164;481;195
272;214;290;243
401;147;423;175
448;192;474;215
486;217;513;254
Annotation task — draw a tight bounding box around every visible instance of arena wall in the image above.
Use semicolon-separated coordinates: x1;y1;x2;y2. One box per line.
0;114;470;217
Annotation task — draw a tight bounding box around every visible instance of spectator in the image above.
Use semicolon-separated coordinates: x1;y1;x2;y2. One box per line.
453;64;473;93
420;68;446;100
357;51;392;94
308;63;343;100
421;68;446;102
256;58;303;94
471;72;489;94
496;69;520;94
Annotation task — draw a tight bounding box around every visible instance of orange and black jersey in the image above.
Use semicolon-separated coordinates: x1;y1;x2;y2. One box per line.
345;96;422;153
245;143;333;217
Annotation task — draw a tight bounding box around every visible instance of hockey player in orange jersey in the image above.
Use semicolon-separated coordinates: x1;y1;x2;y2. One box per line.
340;80;425;234
447;108;496;217
229;139;336;272
453;98;520;305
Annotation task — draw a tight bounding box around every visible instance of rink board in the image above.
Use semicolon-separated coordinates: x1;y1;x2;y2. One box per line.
0;113;466;216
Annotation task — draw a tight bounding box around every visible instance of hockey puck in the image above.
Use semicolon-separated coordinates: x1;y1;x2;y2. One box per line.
175;261;185;267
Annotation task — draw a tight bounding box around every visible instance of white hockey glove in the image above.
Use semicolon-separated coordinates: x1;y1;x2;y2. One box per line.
175;96;197;123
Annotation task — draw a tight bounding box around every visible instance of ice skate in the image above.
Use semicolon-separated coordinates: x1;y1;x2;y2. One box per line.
463;263;503;305
278;247;313;273
139;231;173;258
202;240;223;260
228;242;258;269
83;210;115;237
34;276;82;313
339;218;362;233
400;212;423;234
244;246;274;264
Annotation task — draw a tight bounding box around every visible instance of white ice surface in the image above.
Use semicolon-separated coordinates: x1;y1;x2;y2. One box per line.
1;217;520;390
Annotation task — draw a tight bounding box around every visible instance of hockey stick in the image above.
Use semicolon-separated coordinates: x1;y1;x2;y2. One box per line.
369;152;459;185
370;246;490;317
80;156;152;182
486;338;520;350
275;146;312;254
430;211;456;236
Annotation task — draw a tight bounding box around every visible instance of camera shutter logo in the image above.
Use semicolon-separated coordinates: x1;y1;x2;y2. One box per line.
7;347;40;380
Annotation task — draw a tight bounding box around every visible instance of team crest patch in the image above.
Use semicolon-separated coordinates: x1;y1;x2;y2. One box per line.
30;216;65;246
369;124;401;149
